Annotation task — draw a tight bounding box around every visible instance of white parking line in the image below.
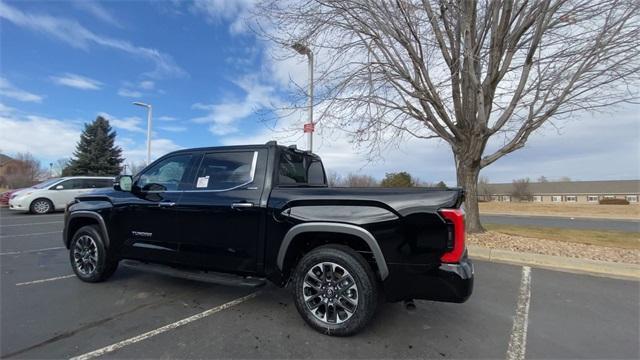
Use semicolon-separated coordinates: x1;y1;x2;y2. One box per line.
1;221;62;227
506;266;532;360
0;231;61;238
0;246;65;256
69;291;260;360
16;274;75;286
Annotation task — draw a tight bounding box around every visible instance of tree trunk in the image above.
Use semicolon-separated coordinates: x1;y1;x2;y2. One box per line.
456;162;485;233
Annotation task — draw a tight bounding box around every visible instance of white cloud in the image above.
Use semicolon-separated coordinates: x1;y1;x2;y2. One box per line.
72;0;122;28
188;0;254;33
120;138;183;164
117;88;142;98
191;76;274;135
0;2;186;79
51;73;102;90
0;113;80;158
139;80;155;90
158;115;177;121
159;125;187;132
99;112;145;133
0;77;44;103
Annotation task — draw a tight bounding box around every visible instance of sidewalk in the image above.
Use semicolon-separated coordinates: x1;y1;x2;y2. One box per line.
468;245;640;280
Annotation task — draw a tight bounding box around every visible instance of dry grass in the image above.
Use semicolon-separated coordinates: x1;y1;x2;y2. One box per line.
484;224;639;250
468;230;640;264
479;202;640;220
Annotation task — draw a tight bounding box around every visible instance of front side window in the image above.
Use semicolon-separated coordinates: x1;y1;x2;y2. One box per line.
278;151;326;186
193;151;256;191
137;154;192;191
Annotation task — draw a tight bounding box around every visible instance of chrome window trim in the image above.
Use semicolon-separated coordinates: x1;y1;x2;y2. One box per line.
143;151;258;193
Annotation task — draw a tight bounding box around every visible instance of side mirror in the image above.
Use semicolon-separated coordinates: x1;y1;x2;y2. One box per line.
114;175;133;192
55;185;64;190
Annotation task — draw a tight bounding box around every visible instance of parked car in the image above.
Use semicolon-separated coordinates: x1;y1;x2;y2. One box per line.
0;188;24;206
9;177;114;214
62;142;472;336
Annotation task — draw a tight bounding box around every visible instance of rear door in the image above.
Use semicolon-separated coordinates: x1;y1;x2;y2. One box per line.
175;149;268;274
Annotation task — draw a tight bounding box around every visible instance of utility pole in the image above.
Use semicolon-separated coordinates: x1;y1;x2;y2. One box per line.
292;42;314;152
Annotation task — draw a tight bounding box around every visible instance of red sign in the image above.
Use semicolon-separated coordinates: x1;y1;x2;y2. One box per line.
303;123;315;133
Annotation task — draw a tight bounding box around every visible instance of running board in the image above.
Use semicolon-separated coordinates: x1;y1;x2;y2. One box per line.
121;260;266;288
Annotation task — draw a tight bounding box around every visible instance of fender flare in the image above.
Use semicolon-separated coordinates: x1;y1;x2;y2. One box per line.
65;211;110;248
277;222;389;280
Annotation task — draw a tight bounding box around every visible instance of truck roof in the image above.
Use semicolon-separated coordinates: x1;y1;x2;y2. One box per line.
168;141;321;159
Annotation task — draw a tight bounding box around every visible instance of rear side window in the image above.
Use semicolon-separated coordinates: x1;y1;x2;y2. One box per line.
278;151;326;185
193;151;256;191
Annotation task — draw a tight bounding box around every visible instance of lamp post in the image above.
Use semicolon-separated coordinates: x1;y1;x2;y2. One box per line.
292;42;314;152
132;102;152;164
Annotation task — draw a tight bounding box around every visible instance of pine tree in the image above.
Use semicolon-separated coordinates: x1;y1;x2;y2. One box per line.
64;116;123;176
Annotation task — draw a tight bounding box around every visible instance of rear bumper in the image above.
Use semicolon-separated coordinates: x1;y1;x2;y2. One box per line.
382;256;474;303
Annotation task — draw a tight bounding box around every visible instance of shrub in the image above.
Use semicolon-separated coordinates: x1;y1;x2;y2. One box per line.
598;198;629;205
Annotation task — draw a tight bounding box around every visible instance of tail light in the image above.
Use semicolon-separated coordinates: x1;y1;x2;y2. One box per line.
438;208;465;263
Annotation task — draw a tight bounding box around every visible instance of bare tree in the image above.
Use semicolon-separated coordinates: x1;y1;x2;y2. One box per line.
537;176;549;183
343;173;379;186
326;170;343;186
1;153;45;188
254;0;639;232
478;176;492;201
511;177;532;201
52;158;71;177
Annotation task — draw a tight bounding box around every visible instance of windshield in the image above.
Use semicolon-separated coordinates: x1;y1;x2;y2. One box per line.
31;178;62;189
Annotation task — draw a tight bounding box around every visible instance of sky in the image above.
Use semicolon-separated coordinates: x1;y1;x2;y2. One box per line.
1;0;638;184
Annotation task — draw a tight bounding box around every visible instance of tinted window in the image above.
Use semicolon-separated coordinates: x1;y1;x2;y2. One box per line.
83;179;113;188
137;154;192;191
34;178;62;189
278;151;326;185
56;179;83;190
194;151;255;190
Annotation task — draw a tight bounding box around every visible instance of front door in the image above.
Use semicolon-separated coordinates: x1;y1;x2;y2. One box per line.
117;153;196;264
176;149;268;274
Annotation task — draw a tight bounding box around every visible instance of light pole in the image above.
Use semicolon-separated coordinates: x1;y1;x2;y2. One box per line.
292;42;314;152
132;102;152;164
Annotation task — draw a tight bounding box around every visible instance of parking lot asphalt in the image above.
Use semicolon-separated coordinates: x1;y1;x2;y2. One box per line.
481;214;640;232
1;208;639;359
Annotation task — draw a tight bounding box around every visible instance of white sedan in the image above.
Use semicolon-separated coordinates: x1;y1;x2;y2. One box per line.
9;176;114;214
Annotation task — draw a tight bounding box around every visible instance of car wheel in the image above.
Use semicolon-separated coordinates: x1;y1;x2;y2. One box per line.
70;225;118;282
30;198;53;214
292;244;378;336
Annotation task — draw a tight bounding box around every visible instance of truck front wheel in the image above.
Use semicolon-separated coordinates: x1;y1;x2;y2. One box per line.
69;225;118;282
292;244;378;336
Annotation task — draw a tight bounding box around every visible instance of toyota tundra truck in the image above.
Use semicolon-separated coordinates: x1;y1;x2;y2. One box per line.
63;141;473;336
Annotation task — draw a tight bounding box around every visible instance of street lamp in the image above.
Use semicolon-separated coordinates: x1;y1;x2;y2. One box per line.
292;42;314;152
132;101;153;164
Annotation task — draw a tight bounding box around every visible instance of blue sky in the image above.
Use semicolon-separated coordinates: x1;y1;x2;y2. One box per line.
1;0;638;184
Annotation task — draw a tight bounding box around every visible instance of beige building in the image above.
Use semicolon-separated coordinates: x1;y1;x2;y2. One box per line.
482;180;640;203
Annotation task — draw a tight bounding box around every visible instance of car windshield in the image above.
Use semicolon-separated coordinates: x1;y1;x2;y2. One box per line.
31;178;62;189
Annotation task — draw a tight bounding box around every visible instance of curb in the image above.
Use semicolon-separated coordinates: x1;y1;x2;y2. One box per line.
467;245;640;281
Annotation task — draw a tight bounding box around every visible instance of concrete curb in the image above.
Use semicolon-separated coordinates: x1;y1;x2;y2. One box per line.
468;245;640;281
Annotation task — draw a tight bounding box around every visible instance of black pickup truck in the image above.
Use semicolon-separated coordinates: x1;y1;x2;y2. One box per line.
63;141;473;336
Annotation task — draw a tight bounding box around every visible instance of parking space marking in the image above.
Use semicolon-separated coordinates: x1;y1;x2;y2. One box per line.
1;221;63;227
506;266;532;360
70;291;260;360
16;274;75;286
0;246;65;256
0;231;61;238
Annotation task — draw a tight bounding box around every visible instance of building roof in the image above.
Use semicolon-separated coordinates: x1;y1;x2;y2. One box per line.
486;180;640;195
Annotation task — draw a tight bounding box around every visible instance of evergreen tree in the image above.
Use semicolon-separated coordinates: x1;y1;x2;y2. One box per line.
64;116;123;176
380;172;414;188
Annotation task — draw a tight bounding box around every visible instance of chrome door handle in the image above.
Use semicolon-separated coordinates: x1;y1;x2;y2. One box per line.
158;202;176;207
231;202;254;209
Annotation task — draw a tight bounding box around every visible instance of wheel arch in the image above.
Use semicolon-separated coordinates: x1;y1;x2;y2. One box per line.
65;211;110;249
277;222;389;280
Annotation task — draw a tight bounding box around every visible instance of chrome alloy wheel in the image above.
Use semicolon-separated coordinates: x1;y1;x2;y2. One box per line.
32;200;50;214
303;262;358;324
73;235;98;276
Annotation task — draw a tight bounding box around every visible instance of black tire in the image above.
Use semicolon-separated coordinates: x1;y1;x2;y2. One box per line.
69;225;118;282
30;198;53;214
292;244;378;336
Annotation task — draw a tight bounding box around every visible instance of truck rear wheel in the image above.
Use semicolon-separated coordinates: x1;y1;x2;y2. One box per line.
292;244;378;336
